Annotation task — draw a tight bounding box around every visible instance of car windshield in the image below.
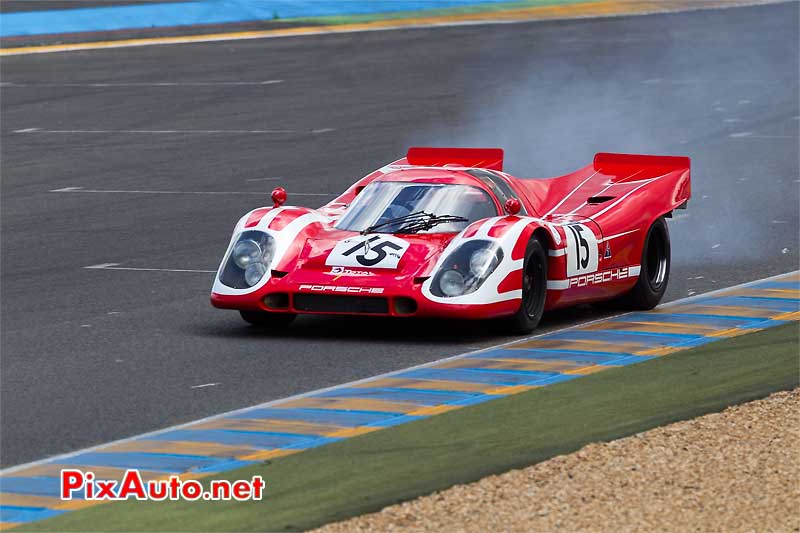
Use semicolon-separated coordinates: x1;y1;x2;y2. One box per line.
335;181;497;234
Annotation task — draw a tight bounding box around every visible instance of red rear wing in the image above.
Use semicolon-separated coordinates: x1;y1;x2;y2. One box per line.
593;152;690;183
594;152;690;170
406;147;504;171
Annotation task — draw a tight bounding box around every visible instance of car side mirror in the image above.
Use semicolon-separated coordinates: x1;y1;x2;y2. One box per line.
272;187;287;207
504;198;521;216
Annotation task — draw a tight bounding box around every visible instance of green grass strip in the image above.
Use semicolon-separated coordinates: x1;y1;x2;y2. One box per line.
23;323;799;532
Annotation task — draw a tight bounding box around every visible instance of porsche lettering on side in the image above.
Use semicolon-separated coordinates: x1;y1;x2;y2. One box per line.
211;147;690;333
567;266;640;288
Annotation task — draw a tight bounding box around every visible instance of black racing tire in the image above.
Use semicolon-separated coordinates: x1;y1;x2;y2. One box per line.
618;216;671;309
239;310;296;328
507;236;548;334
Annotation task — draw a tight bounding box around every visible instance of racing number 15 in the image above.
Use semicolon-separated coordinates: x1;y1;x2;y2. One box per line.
565;223;599;277
326;234;410;269
342;235;403;267
567;225;590;270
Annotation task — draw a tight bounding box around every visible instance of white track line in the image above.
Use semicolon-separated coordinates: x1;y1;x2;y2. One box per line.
729;132;799;139
50;187;333;197
1;269;796;476
84;263;215;273
17;128;334;135
643;78;799;84
1;80;282;88
190;383;221;389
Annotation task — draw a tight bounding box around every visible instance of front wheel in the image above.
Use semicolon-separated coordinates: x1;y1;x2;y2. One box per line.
507;236;548;334
618;217;671;309
239;310;296;328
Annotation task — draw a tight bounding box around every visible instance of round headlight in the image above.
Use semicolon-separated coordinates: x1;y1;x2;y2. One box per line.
232;239;262;269
244;263;268;287
469;248;499;276
440;269;466;297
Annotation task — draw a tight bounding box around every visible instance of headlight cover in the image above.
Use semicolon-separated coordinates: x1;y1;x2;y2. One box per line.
439;269;466;297
431;240;503;297
219;230;276;289
232;239;263;269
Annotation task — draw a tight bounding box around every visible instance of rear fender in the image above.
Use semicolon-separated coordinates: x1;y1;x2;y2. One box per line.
517;152;690;223
592;152;691;223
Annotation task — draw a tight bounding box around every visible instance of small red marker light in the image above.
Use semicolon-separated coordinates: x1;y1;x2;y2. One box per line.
504;198;521;216
271;187;287;207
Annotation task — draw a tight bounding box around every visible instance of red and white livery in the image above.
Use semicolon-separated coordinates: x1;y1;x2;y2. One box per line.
211;147;690;333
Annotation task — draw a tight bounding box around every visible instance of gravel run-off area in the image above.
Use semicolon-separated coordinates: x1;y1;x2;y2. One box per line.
318;388;800;532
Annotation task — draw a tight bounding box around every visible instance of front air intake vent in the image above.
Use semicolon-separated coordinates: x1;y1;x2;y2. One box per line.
264;293;289;309
293;294;389;314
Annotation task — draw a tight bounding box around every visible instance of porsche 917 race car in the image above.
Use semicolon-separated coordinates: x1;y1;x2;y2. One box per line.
211;147;690;333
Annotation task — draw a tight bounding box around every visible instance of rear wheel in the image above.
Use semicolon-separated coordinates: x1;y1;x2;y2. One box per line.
507;236;548;334
239;310;296;328
618;217;671;309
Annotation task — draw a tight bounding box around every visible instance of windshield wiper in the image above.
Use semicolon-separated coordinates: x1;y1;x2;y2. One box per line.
361;211;430;235
396;214;468;234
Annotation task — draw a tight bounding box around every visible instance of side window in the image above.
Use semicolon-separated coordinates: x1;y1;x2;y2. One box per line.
467;170;528;215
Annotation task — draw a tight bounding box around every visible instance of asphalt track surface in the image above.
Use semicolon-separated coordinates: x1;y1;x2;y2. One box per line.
1;1;798;467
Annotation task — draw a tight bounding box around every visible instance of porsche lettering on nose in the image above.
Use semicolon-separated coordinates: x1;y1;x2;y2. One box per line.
298;285;384;294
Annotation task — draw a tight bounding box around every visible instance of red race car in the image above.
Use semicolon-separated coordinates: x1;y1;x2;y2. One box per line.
211;147;690;333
